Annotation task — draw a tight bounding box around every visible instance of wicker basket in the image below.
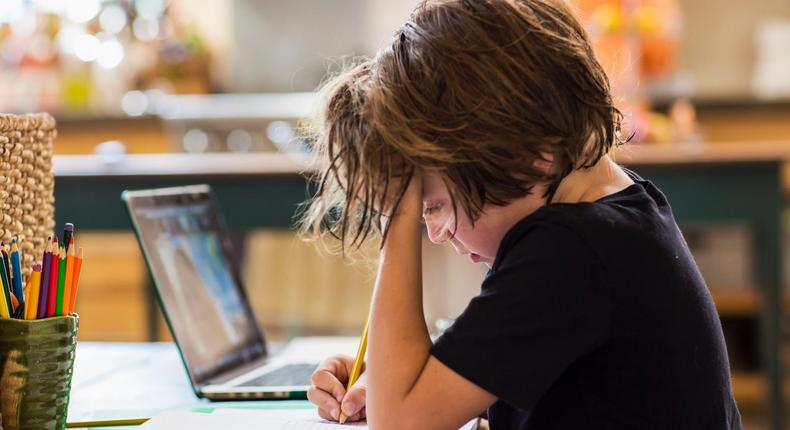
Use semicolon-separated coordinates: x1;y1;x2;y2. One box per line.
0;114;55;278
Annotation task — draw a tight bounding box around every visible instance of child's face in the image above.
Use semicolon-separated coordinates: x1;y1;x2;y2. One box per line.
422;173;546;268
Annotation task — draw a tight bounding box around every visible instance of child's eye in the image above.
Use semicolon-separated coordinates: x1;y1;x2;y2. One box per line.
422;204;442;216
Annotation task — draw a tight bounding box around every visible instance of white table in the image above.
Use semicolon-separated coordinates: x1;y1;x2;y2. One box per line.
67;341;350;425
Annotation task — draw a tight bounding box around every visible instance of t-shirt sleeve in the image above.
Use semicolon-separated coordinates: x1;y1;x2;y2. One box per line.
430;222;611;411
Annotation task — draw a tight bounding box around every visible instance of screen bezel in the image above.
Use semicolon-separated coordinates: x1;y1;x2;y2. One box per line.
122;184;268;392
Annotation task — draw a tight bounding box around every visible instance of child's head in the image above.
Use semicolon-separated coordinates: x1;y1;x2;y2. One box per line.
304;0;626;252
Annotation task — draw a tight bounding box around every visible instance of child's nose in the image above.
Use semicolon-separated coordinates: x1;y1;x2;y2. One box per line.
426;222;450;244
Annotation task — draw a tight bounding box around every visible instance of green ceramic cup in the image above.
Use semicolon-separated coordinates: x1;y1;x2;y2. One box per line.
0;315;79;430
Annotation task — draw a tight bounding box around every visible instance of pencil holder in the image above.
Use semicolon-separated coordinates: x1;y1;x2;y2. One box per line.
0;315;78;430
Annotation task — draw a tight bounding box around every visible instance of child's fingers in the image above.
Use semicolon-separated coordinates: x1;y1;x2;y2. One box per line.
345;406;366;423
317;407;339;422
316;355;354;384
340;383;367;418
340;356;366;377
307;384;341;421
311;366;347;402
309;354;364;422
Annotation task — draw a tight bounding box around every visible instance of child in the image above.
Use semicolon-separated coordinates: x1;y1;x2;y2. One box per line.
303;1;741;429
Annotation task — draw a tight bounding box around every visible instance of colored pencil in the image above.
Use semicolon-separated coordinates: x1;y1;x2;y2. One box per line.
10;239;24;311
47;240;59;317
0;233;85;320
68;248;83;314
0;249;11;318
0;282;9;318
9;292;18;311
12;297;24;319
22;284;30;318
25;264;42;320
37;238;52;319
62;223;74;255
1;246;11;293
0;251;14;317
56;245;66;316
0;268;13;318
63;239;75;315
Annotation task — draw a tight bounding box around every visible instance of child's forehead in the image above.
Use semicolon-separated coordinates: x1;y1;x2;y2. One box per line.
423;172;450;196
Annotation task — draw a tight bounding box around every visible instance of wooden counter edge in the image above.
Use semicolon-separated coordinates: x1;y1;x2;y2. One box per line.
53;141;790;178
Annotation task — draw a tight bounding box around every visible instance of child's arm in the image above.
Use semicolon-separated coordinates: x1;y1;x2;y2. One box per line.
365;176;496;430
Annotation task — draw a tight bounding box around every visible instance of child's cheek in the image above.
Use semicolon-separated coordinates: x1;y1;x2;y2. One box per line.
458;224;497;259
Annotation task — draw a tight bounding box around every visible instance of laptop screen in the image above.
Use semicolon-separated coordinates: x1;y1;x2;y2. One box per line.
124;186;265;384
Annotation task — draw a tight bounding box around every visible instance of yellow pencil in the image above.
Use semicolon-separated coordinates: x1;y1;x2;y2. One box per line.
63;239;76;315
25;264;42;320
0;278;9;318
338;313;369;424
65;417;148;428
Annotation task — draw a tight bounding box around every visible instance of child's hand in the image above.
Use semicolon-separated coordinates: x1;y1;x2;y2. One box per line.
379;173;424;231
307;355;367;422
398;172;423;220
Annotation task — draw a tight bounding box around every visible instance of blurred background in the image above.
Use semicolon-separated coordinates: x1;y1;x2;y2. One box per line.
2;0;790;428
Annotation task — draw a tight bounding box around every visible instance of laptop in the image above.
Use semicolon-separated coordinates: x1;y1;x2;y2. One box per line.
122;184;357;400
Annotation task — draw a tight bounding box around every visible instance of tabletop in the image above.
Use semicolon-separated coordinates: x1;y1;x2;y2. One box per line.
68;342;314;425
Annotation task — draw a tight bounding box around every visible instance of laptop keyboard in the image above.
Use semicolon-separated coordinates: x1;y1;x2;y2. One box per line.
243;363;317;387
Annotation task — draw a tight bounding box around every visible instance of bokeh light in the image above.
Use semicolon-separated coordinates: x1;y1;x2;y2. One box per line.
97;39;125;68
66;0;101;24
99;5;127;34
121;91;149;116
133;17;160;41
74;33;100;62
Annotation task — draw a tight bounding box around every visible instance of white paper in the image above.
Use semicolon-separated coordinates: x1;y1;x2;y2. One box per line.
138;409;363;430
139;408;478;430
212;408;366;429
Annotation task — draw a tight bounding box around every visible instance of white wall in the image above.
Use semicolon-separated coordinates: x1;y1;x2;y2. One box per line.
422;234;488;329
678;0;790;99
229;0;367;92
360;0;420;53
211;0;421;92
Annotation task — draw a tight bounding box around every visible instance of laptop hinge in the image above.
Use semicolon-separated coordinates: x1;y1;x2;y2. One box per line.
202;355;270;386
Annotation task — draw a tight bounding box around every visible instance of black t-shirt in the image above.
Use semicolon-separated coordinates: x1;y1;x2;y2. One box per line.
431;171;742;429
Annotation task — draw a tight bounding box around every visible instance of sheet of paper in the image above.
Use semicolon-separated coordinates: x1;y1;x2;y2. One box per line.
138;409;364;430
137;410;222;429
214;408;365;429
139;408;478;429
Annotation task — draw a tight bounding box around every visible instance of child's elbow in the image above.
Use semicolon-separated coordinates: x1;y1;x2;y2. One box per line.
367;418;420;430
367;412;455;430
366;410;414;430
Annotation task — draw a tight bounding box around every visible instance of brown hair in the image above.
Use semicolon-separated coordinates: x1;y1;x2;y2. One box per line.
302;0;629;251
